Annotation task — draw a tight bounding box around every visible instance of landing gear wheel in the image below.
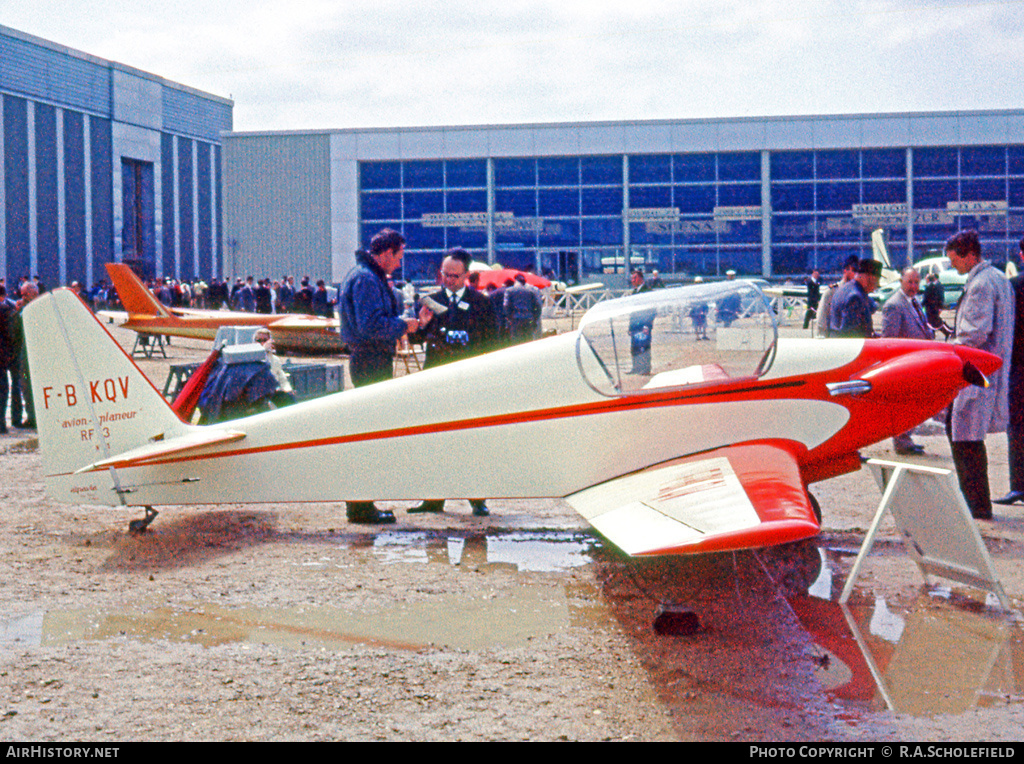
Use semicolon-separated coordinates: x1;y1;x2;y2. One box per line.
128;506;158;534
809;492;821;524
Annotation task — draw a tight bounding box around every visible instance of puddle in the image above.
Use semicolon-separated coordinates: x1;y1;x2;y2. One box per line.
4;528;1023;723
772;544;1024;718
361;530;597;572
18;588;583;653
2;530;605;653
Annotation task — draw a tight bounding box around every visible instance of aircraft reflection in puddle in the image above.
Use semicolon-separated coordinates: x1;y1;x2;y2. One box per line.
0;531;603;653
364;530;597;572
769;543;1024;717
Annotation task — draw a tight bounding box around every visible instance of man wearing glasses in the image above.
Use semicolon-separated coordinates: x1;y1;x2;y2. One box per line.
408;247;498;516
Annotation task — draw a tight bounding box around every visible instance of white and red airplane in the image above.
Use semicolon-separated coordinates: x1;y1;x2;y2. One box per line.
22;281;998;554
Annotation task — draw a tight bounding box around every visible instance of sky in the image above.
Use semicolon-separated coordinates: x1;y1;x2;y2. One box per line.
3;0;1024;133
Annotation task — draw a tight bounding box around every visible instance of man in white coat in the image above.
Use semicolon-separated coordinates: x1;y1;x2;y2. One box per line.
945;231;1014;520
881;267;936;455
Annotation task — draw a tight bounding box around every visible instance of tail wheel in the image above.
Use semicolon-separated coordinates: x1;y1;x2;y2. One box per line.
128;506;158;534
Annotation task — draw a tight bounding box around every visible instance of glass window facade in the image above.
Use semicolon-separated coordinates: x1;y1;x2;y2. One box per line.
492;156;623;278
626;151;762;278
359;159;489;282
357;141;1024;283
770;148;909;275
911;146;1022;262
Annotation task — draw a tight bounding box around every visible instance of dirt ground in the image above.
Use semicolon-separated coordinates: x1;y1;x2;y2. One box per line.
2;310;1024;742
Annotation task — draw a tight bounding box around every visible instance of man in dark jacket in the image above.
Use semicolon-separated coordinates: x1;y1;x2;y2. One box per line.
415;249;497;370
995;236;1024;506
278;276;295;313
503;273;542;343
921;272;946;334
829;259;882;338
11;281;39;429
0;285;17;433
311;280;332;317
254;279;273;314
628;268;656;372
338;230;421;524
293;278;314;315
803;270;821;330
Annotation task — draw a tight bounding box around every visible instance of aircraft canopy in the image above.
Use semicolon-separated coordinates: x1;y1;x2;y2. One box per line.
576;280;778;397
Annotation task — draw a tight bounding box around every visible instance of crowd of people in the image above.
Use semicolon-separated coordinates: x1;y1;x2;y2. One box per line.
136;274;337;317
0;242;548;443
130;264;548;344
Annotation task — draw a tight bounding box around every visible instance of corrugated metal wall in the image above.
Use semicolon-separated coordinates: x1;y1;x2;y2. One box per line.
222;133;332;282
0;32;110;117
163;87;232;142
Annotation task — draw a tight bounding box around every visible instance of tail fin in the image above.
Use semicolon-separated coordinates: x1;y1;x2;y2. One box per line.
870;228;892;269
105;262;172;318
22;289;188;505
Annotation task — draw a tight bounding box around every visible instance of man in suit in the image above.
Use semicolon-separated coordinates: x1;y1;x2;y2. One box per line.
11;281;39;429
0;285;16;433
237;277;256;312
311;280;333;317
293;278;314;315
254;279;273;314
994;237;1024;505
628;268;656;371
921;272;948;337
408;248;498;517
278;275;295;313
504;273;543;343
881;267;936;455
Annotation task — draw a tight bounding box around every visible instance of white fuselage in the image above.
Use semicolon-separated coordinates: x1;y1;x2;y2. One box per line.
51;333;858;508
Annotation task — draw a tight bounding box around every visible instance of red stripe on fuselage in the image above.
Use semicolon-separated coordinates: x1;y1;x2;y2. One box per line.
72;377;812;474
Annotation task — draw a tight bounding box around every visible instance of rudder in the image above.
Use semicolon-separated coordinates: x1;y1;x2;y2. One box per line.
105;262;171;317
21;289;188;505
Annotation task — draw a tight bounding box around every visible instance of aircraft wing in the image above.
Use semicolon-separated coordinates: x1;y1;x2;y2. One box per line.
75;428;247;473
565;442;819;556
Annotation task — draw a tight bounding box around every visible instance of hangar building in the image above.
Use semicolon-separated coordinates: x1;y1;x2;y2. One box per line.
0;25;232;289
223;110;1024;286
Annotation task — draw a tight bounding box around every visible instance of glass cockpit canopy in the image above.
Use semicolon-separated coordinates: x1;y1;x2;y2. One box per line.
576;280;778;397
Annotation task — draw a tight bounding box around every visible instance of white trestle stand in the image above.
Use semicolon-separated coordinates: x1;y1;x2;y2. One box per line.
839;458;1010;609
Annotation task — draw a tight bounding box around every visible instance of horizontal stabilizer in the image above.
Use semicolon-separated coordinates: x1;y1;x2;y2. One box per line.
76;428;247;473
565;442;819;556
